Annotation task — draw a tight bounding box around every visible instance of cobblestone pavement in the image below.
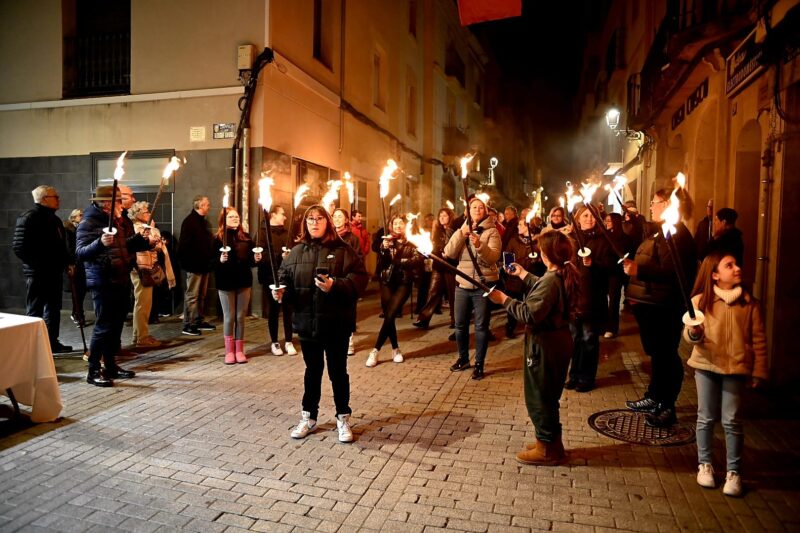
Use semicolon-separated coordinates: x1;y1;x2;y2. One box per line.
2;285;799;532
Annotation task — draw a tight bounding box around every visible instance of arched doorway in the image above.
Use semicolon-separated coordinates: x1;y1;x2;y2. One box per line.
733;120;761;288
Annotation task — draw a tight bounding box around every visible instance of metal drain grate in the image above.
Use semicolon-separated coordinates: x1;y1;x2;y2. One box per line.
588;409;695;446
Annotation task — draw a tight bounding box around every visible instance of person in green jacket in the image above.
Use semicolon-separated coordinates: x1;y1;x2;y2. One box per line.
488;230;580;465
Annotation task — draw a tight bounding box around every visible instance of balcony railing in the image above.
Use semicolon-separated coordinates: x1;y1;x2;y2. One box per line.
63;32;130;98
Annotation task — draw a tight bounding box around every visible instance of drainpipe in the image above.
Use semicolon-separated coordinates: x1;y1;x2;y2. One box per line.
754;140;774;300
242;127;251;229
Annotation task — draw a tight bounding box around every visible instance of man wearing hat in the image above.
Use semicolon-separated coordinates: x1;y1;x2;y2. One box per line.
13;185;72;353
76;185;155;386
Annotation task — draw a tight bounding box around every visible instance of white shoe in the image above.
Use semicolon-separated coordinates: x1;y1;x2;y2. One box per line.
603;331;615;339
284;342;297;356
290;411;317;439
336;414;353;443
271;342;284;356
723;471;742;497
366;348;379;367
696;464;715;488
392;348;404;363
347;335;355;356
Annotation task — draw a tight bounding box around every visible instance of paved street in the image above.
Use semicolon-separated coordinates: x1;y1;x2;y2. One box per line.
1;285;798;532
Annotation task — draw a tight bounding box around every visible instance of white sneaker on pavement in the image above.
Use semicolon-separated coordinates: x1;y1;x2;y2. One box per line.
366;348;379;367
347;334;355;355
271;342;284;356
723;471;742;496
336;414;353;443
285;342;297;356
696;464;715;488
392;348;404;363
290;411;317;439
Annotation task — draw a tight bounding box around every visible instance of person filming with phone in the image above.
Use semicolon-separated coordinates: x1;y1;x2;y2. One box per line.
272;205;368;443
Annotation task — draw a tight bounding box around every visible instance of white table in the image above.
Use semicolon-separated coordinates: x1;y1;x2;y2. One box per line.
0;313;63;422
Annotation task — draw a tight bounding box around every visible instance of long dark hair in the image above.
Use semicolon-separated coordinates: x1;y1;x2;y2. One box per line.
216;207;248;241
433;207;454;241
388;214;406;239
296;205;339;243
538;231;580;315
691;250;747;316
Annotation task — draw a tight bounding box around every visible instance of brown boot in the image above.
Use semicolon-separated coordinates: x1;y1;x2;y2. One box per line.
516;438;566;465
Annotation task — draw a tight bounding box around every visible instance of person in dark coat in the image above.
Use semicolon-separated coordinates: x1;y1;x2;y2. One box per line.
64;208;87;327
332;208;363;356
214;207;262;364
273;205;368;443
501;205;520;250
77;185;153;386
177;195;216;336
257;204;296;356
413;207;457;330
602;212;634;339
699;207;744;266
501;217;537;338
623;188;697;427
13;185;72;353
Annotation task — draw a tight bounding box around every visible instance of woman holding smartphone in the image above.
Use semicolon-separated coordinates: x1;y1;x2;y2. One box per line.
273;205;368;443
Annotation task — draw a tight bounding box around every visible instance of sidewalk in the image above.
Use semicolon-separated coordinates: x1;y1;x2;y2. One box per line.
1;286;798;532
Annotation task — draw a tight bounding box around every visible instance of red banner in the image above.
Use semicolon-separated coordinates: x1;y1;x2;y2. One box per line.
458;0;522;26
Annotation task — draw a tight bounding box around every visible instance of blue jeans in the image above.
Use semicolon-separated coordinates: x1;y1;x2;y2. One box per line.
695;369;745;472
88;283;131;370
454;287;490;365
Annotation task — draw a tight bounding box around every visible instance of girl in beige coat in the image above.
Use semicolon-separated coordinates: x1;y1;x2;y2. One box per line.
685;251;767;497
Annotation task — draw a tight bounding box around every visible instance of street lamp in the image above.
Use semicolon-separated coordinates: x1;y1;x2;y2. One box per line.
605;107;643;141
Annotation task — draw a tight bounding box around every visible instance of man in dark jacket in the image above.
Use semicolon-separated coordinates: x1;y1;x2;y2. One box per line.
13;185;72;353
700;207;744;266
177;195;216;336
77;185;153;386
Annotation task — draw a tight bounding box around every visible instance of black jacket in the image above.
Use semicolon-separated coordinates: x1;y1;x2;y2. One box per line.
256;224;291;286
177;210;215;274
575;229;612;318
376;237;424;287
277;237;368;340
12;204;70;277
701;227;744;266
214;230;258;291
76;203;149;288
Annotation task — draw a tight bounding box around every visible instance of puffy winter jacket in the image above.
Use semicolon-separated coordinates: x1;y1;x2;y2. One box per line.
12;204;69;277
76;203;150;288
277;237;368;340
213;230;258;291
443;216;501;289
376;237;424;287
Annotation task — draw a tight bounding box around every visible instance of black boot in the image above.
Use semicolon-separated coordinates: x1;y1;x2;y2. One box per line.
87;368;113;387
105;366;135;379
471;363;484;380
412;320;429;330
645;404;677;428
450;358;470;372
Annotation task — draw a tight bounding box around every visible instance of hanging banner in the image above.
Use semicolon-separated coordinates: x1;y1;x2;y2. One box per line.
458;0;522;26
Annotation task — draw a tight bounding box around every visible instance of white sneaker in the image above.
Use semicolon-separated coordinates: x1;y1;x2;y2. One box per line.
347;335;355;356
336;414;353;443
696;464;715;488
723;471;742;497
290;411;317;439
284;342;297;356
366;348;379;367
392;348;404;363
271;342;284;356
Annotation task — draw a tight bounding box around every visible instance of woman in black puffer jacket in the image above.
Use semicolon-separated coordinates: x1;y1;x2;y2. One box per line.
274;205;368;443
214;207;262;365
366;214;424;368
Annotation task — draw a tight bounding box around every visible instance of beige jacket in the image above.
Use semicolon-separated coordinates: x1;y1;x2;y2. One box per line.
133;221;177;289
443;217;501;289
685;292;768;380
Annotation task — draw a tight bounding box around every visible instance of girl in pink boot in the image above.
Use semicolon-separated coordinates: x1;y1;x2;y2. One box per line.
214;207;261;364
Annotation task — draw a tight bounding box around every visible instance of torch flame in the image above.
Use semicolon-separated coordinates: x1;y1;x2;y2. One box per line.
579;181;599;205
404;213;433;255
294;183;310;209
460;153;476;180
445;200;454;210
660;189;682;239
559;196;565;208
379;159;398;199
222;184;230;209
162;156;181;180
321;179;342;210
612;174;627;192
389;194;402;207
114;151;127;181
565;183;582;212
258;176;274;213
675;172;686;189
343;172;354;206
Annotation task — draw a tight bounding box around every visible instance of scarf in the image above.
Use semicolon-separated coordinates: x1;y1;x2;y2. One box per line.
714;284;742;305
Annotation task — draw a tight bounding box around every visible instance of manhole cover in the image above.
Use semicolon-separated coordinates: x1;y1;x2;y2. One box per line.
588;409;695;446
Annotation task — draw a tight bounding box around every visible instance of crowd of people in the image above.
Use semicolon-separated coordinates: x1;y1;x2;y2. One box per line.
12;180;763;494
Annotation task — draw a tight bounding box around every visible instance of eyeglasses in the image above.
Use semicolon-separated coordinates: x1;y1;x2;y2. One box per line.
306;216;325;224
650;200;667;206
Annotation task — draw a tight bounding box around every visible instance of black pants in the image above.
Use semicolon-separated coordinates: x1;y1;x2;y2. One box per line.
26;274;63;346
606;274;623;335
300;333;351;420
414;271;431;314
631;303;684;407
88;283;131;371
375;282;412;350
416;270;456;326
569;316;600;385
264;291;293;343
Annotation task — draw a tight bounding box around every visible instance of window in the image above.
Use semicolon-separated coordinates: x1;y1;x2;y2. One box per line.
408;0;417;38
406;70;417;136
62;0;131;97
445;43;466;88
313;0;334;69
373;50;387;111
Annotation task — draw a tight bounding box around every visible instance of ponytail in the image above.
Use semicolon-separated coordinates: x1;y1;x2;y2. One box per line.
537;231;580;316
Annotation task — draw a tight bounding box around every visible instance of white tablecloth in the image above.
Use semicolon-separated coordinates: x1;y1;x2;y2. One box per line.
0;313;63;422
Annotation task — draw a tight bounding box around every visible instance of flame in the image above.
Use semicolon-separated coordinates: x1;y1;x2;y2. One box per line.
343;172;354;205
675;172;686;189
389;194;402;207
660;189;682;239
613;174;627;192
445;200;454;210
404;213;433;255
258;176;274;213
565;183;582;212
162;156;181;180
579;181;599;205
321;179;342;209
475;192;490;206
294;183;310;208
525;208;536;224
114;151;127;181
379;159;398;199
559;196;565;208
460;153;475;179
222;184;230;209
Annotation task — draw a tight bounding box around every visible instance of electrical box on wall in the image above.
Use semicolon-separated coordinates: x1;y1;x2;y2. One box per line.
238;45;256;70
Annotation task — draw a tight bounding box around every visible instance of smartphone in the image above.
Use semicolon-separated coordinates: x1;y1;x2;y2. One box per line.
503;251;516;273
314;266;330;281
